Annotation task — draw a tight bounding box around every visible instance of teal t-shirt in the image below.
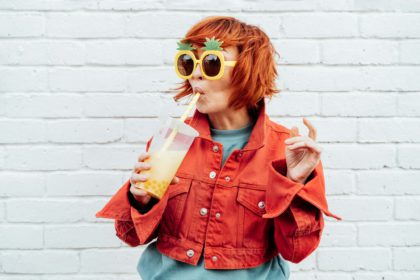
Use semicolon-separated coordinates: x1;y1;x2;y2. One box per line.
136;120;290;280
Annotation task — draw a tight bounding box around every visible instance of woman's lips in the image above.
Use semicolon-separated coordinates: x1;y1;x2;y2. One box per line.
193;87;206;95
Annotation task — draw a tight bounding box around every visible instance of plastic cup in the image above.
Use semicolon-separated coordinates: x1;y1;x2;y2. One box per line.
134;117;199;199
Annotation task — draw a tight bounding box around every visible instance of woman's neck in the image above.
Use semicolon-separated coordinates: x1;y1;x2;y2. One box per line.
207;106;252;130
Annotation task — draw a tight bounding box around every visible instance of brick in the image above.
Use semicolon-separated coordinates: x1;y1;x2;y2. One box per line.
324;145;395;169
0;173;45;197
46;13;125;38
83;146;143;170
266;92;320;116
312;118;358;143
357;170;420;195
49;68;126;92
360;14;420;38
86;39;164;65
325;170;355;195
0;13;44;37
47;119;123;143
318;248;391;271
394;248;420;270
124;118;161;143
0;0;96;10
45;172;123;196
399;146;420;168
126;13;201;38
322;92;396;117
360;119;420;142
321;39;398;65
319;223;357;247
273;39;320;64
398;93;420;116
45;224;120;248
328;197;393;221
282;13;358;38
0;225;43;249
359;223;420;246
84;93;162;117
127;67;178;92
395;198;420;220
2;251;79;273
80;249;141;273
400;40;420;64
6;199;85;222
0;67;48;92
0;120;47;143
2;93;83;118
0;40;85;65
4;146;82;171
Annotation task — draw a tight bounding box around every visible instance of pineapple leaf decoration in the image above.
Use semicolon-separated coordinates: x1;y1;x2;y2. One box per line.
176;41;196;51
201;36;224;51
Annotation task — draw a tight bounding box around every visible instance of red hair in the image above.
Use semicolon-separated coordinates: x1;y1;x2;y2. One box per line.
171;16;280;117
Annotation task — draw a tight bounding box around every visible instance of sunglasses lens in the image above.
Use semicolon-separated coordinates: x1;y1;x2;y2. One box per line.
177;54;194;76
203;54;221;77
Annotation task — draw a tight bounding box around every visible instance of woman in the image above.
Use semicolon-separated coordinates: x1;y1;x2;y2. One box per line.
96;16;341;279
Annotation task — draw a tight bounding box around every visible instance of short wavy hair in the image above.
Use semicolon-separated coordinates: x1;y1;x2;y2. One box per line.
172;16;280;116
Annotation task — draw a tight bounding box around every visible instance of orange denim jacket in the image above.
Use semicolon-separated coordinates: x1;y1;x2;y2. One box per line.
95;98;341;270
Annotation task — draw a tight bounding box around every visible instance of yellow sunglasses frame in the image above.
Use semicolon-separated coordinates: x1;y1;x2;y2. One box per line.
174;50;237;81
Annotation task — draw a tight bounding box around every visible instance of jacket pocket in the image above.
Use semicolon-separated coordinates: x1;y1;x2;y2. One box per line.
237;185;267;216
236;184;270;248
160;177;192;237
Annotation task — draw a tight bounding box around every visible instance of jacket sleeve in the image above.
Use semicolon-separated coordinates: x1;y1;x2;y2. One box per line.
262;158;341;263
95;135;170;246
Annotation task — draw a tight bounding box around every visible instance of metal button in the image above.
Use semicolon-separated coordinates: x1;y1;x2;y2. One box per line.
258;201;266;209
212;256;218;262
215;213;221;219
200;208;208;216
225;176;230;182
186;249;194;258
213;145;219;152
209;171;216;179
238;152;243;158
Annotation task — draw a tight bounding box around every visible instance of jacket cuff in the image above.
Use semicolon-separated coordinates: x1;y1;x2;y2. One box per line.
130;189;169;244
95;180;133;221
262;158;341;221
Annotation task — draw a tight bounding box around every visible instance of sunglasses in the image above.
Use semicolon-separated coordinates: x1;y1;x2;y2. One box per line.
174;50;237;80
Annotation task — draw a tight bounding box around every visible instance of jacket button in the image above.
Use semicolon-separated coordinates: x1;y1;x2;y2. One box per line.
225;176;230;182
200;208;208;216
212;256;218;262
238;152;243;158
213;145;219;152
258;201;266;209
209;171;216;179
215;213;221;219
186;249;194;258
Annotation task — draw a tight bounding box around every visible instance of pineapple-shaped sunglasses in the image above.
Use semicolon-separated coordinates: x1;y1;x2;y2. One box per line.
174;37;237;80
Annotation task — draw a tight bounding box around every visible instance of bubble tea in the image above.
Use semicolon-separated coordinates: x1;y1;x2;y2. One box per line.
135;117;199;199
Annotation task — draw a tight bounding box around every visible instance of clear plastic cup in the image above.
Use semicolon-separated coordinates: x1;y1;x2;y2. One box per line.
134;117;199;199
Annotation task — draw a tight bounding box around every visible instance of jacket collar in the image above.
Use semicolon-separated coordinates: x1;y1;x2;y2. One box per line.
188;98;267;151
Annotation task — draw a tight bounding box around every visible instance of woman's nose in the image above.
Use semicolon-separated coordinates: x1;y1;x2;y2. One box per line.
191;62;203;80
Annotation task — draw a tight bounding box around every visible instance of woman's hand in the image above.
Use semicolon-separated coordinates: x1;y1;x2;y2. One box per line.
284;118;323;184
130;152;180;207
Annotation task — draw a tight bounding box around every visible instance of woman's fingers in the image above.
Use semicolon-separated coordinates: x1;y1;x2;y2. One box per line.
130;173;149;185
137;152;151;162
130;185;152;205
303;118;317;141
287;139;323;154
133;161;151;173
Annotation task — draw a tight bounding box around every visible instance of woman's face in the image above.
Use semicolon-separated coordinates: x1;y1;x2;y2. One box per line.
188;44;239;114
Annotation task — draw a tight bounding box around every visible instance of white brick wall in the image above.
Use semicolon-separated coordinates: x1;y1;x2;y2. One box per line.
1;0;419;279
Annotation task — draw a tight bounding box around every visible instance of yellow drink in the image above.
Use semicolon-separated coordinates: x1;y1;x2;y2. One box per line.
135;149;186;199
